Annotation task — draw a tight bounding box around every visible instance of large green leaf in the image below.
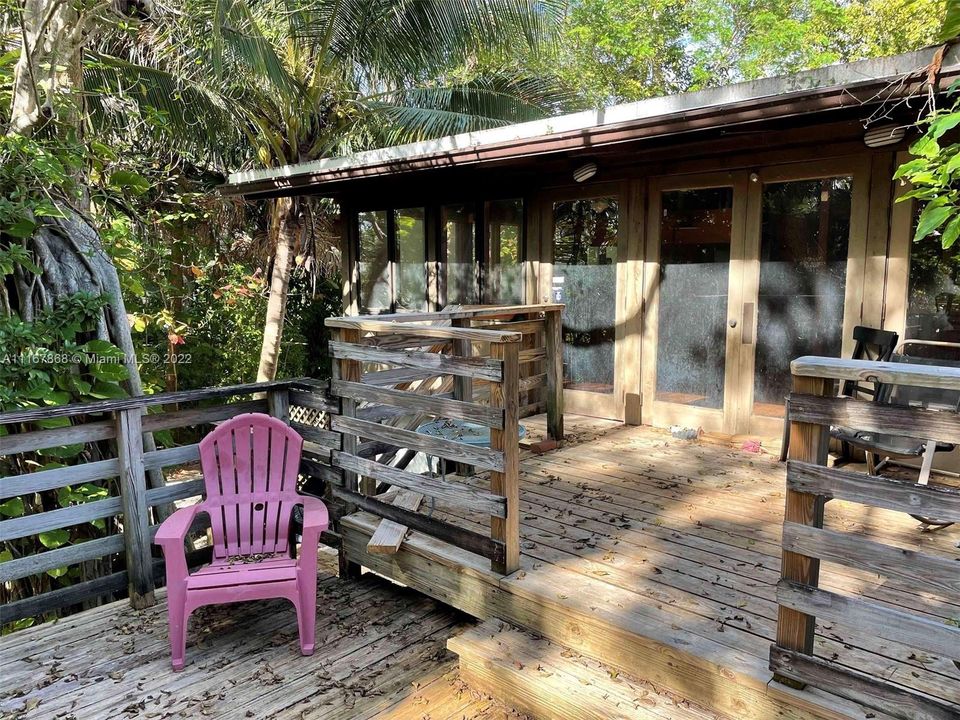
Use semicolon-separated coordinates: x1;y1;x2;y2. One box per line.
914;200;954;242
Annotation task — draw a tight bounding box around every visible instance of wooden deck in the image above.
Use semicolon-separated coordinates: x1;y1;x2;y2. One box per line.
0;551;510;720
341;415;960;720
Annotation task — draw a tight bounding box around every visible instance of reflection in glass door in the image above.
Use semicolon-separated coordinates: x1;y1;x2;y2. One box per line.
655;187;734;410
552;198;619;394
752;177;852;417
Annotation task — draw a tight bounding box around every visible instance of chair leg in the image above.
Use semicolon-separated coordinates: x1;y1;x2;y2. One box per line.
296;580;316;656
167;585;188;671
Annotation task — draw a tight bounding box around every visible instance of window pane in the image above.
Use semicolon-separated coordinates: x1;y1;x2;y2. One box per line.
443;204;478;305
358;210;390;313
552;197;618;394
486;199;524;304
655;188;733;409
395;207;426;311
908;205;960;346
753;177;852;415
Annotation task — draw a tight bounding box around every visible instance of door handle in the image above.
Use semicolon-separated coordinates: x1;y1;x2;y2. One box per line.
728;319;737;328
741;302;755;344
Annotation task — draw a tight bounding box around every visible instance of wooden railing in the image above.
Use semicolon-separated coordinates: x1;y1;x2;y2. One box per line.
772;356;960;719
0;379;339;624
325;304;563;575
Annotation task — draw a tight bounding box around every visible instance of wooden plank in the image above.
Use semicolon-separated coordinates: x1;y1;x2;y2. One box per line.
333;380;503;429
791;356;960;391
787;393;960;445
787;460;960;523
472;319;544;335
0;458;120;499
362;367;441;387
115;407;154;608
289;387;338;413
332;304;563;324
490;341;520;574
0;379;295;425
266;388;291;423
145;479;205;507
332;416;505;472
0;495;123;541
290;421;341;448
519;348;546;363
326;318;522;343
777;579;960;661
769;646;960;720
140;399;267;433
0;533;125;583
776;375;828;685
518;373;546;394
544;308;564;441
330;341;504;382
781;522;960;596
0;571;129;624
333;452;507;517
142;443;200;470
1;420;115;456
300;456;342;485
367;489;424;554
333;487;503;562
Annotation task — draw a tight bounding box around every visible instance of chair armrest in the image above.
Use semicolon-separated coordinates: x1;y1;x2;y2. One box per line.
154;504;204;548
298;497;329;568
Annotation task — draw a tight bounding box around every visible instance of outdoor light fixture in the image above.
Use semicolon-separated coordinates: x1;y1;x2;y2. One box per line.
573;162;598;183
864;124;906;148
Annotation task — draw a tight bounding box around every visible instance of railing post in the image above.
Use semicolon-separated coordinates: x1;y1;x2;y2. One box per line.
544;308;564;442
332;327;365;579
451;318;474;476
490;339;520;574
774;374;829;688
266;386;290;423
115;406;155;609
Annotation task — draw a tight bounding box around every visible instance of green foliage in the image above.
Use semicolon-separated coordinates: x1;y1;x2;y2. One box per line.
894;82;960;249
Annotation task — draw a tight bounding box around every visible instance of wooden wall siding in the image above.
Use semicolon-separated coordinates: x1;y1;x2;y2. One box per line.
0;379;340;623
325;304;563;574
771;356;960;720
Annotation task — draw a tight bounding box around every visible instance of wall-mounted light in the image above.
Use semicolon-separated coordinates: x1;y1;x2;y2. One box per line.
864;124;906;148
573;162;598;183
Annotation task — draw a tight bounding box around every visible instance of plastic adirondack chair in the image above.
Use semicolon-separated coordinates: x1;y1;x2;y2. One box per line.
154;413;328;670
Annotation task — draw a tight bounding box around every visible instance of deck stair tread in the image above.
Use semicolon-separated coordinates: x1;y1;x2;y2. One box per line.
449;618;730;720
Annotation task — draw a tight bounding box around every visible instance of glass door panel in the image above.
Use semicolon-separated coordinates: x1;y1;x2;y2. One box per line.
655;188;733;409
752;177;852;417
486;199;524;304
443;204;478;304
358;210;390;313
552;198;618;394
395;207;427;311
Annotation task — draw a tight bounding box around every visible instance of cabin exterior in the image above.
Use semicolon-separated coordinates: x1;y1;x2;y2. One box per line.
225;46;960;439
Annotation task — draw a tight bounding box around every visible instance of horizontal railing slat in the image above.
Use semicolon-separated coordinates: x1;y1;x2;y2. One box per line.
769;646;959;720
142;399;267;433
473;319;544;334
333;451;507;517
787;394;960;444
519;348;546;364
289;388;338;413
1;420;116;456
0;533;125;583
326;318;522;343
290;422;341;449
776;579;960;661
0;496;123;542
518;373;546;394
0;571;130;624
332;416;505;472
333;380;503;429
142;443;200;470
786;460;960;522
331;341;503;382
334;488;504;562
0;379;296;425
145;479;204;507
0;458;120;499
335;303;561;324
791;356;960;391
300;456;342;485
780;522;960;596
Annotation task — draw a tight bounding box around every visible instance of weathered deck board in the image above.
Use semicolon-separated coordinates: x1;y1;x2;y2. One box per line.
0;552;480;720
341;416;959;719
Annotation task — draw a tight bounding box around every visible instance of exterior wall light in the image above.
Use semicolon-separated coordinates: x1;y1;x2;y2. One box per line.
864;124;906;148
573;162;598;183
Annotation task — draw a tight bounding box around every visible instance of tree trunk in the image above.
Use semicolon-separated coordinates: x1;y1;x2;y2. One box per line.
257;196;301;381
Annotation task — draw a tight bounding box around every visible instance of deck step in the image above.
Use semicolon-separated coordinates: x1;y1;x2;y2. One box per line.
448;619;728;720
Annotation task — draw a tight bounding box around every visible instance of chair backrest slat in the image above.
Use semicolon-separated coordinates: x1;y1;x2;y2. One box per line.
199;413;304;558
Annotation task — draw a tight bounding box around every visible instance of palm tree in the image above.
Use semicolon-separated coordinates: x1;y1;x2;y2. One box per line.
91;0;567;379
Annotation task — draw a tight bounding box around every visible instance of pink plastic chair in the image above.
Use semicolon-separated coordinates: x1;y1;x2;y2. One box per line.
154;413;329;670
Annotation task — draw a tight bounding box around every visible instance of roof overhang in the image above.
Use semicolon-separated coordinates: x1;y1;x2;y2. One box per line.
221;46;960;199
